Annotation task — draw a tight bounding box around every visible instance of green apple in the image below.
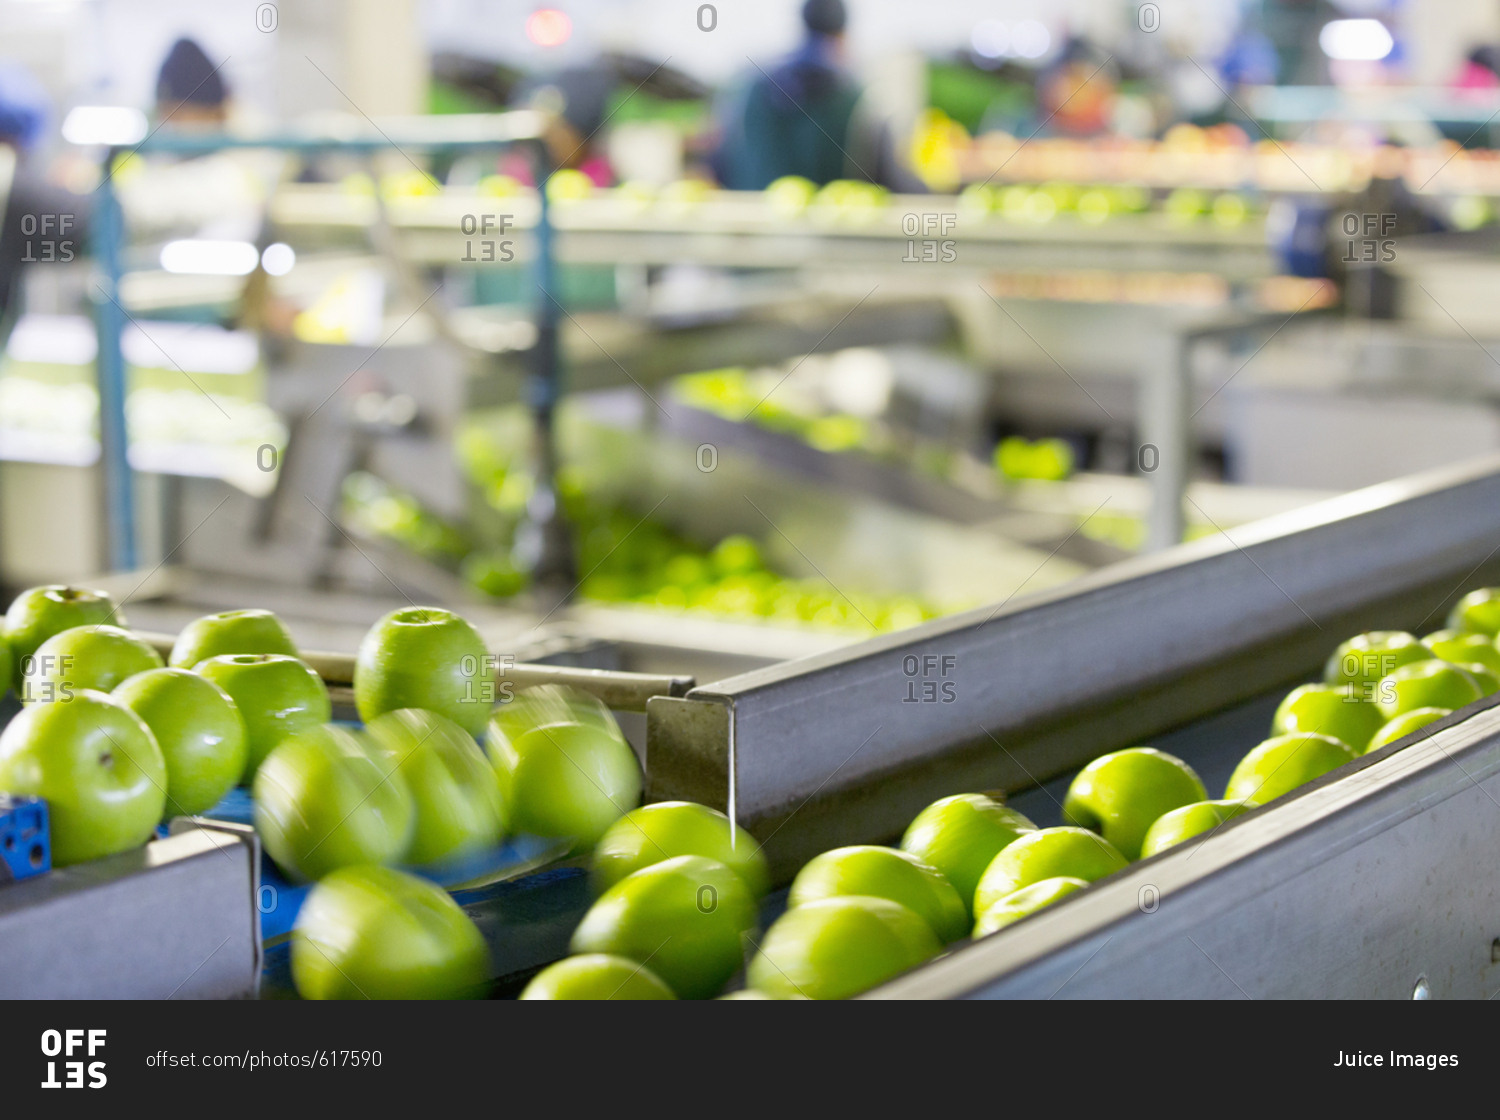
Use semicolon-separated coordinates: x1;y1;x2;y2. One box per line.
590;800;769;898
1367;707;1450;752
746;896;940;1000
1223;732;1356;806
0;690;165;865
1454;662;1500;696
1271;683;1383;753
168;608;299;668
364;708;506;866
112;668;247;816
253;725;414;881
1447;588;1500;636
1139;799;1249;858
900;793;1036;916
1062;748;1207;860
787;845;968;943
569;855;756;1000
973;827;1128;918
1373;661;1483;720
520;954;676;1000
292;865;489;999
21;624;164;703
5;585;123;689
486;695;641;849
973;876;1088;938
196;654;331;782
1324;631;1435;693
1424;630;1500;676
354;606;496;737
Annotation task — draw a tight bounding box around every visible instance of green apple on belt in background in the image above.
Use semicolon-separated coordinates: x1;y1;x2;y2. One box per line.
1062;747;1206;860
590;801;769;899
0;690;165;865
196;653;331;782
973;876;1088;938
253;725;414;881
1367;706;1451;752
787;845;968;943
112;668;247;817
1424;630;1500;676
5;585;122;691
520;954;676;1000
1139;799;1249;858
1323;631;1434;693
354;606;496;738
21;625;163;703
569;855;757;1000
746;895;940;1000
364;708;507;866
292;865;490;1000
1373;661;1483;720
1224;732;1356;806
169;608;299;668
973;826;1128;918
899;793;1035;918
1271;683;1383;753
1447;588;1500;636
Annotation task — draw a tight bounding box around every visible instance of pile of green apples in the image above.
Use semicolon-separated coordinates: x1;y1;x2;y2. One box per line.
0;586;652;1000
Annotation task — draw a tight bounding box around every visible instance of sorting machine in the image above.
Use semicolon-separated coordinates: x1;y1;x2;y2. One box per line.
5;454;1500;998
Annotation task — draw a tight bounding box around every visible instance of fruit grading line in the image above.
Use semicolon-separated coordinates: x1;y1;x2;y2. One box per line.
7;455;1500;998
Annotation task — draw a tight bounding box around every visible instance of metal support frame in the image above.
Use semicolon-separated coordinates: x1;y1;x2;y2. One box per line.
648;455;1500;878
874;697;1500;998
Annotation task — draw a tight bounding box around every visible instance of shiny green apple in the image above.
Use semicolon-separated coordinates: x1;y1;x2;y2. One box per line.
1455;662;1500;696
1271;683;1383;753
569;855;756;999
169;608;299;668
486;694;641;849
590;800;769;898
1373;661;1483;720
972;876;1088;938
1223;732;1356;806
112;668;247;816
364;708;506;865
1062;747;1207;860
746;896;940;1000
973;827;1128;918
21;625;163;703
899;793;1035;917
1324;631;1435;694
520;954;676;1000
292;865;489;999
1447;588;1500;636
0;690;165;864
787;845;968;943
1424;630;1500;676
1139;799;1250;858
195;654;331;782
5;585;123;690
253;725;414;881
1367;707;1450;752
354;606;496;737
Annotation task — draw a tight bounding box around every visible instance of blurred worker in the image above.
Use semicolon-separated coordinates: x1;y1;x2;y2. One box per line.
713;0;913;190
0;62;89;344
502;65;618;186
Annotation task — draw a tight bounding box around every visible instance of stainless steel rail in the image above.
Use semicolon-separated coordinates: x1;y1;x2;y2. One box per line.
648;455;1500;877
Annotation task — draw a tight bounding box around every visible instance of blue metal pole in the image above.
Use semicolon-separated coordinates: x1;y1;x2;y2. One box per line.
92;153;137;572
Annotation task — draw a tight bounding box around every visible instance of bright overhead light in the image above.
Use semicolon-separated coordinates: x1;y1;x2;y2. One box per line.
972;21;1010;60
1319;19;1394;62
526;8;572;47
61;105;147;146
260;242;296;276
1013;20;1052;60
160;240;260;276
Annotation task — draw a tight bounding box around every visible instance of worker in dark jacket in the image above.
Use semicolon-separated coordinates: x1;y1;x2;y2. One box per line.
713;0;874;189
